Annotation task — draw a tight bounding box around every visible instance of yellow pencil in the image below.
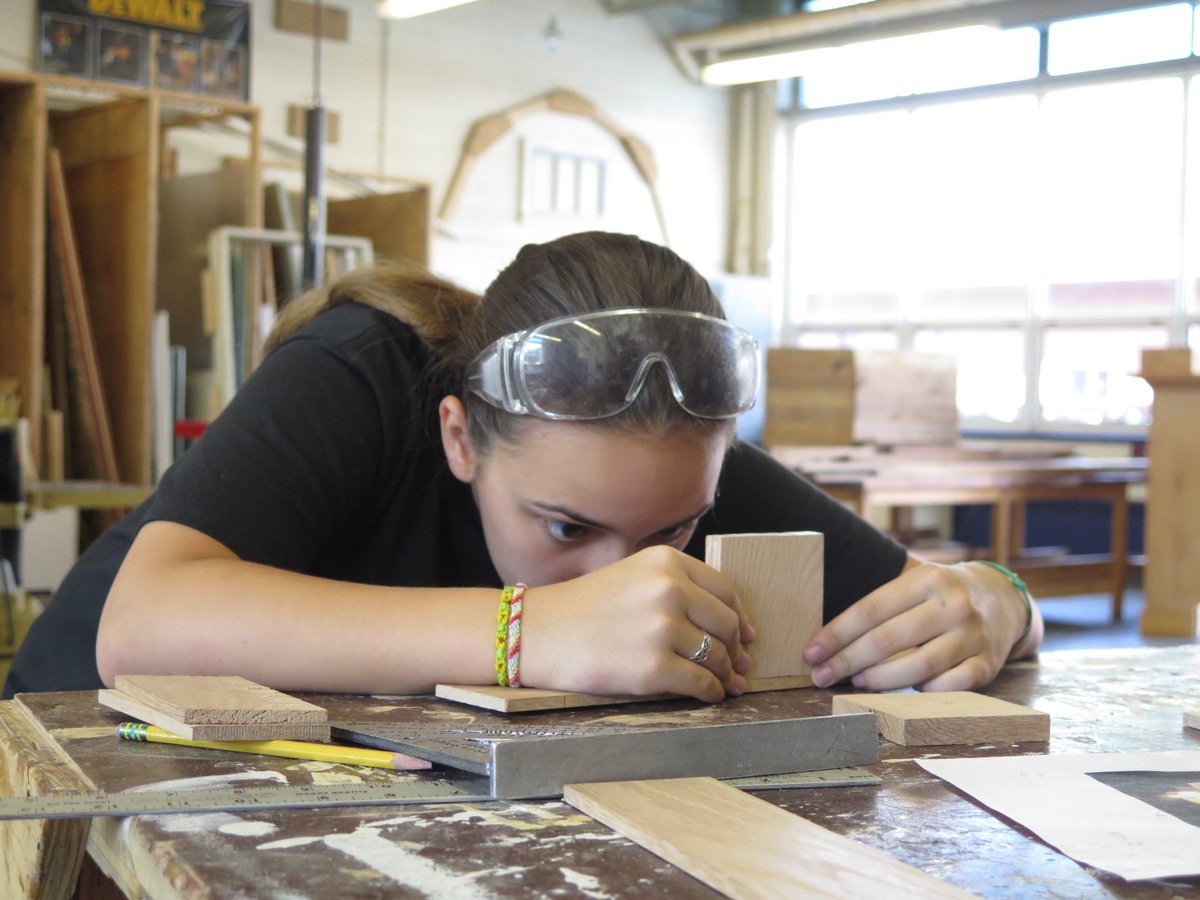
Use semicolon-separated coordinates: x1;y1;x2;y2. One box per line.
116;722;432;771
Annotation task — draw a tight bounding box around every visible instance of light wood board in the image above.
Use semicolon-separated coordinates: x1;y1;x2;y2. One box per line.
831;691;1049;746
564;777;976;899
705;531;822;681
99;675;329;740
434;675;813;714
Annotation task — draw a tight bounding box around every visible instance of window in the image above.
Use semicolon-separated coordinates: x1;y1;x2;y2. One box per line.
781;3;1200;434
523;147;606;219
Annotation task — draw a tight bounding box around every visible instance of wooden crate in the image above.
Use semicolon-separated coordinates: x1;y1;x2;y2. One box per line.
765;348;958;449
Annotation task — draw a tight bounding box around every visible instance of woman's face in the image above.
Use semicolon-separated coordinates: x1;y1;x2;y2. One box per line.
441;399;727;587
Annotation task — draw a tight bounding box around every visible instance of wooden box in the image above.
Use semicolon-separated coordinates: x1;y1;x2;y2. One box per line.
764;348;958;449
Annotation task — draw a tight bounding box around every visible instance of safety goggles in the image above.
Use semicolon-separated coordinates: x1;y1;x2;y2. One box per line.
465;308;760;421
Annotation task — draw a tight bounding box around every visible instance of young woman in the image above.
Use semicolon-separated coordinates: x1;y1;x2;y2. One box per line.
4;232;1041;701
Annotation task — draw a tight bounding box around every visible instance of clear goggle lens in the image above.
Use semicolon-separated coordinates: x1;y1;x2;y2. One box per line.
467;309;759;421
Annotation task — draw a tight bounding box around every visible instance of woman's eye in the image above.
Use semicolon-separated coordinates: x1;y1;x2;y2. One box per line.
545;520;589;542
656;522;692;542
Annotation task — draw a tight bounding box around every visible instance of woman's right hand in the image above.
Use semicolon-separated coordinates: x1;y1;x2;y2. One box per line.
517;545;755;703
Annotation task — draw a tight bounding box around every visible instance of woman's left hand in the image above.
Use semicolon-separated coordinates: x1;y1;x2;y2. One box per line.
802;558;1041;692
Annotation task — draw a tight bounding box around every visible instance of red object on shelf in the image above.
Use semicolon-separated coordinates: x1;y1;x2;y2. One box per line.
173;420;208;440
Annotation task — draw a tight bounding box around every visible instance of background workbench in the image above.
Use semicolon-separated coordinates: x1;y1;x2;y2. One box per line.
776;447;1146;622
1;644;1197;898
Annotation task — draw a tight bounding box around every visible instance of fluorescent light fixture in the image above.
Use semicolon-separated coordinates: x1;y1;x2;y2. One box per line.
377;0;478;18
701;24;1000;86
702;47;833;85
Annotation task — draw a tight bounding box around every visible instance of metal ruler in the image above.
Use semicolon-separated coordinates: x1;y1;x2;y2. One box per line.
0;775;494;821
726;767;881;790
0;768;880;823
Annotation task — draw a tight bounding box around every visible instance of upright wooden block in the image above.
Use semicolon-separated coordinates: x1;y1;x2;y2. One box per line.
706;531;823;688
1185;709;1199;731
565;777;975;899
831;691;1049;746
99;675;329;741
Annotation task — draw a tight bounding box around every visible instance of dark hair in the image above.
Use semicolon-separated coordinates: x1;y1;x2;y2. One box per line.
264;232;732;452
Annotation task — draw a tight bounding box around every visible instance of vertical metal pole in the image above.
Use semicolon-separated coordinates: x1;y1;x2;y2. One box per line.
301;1;326;289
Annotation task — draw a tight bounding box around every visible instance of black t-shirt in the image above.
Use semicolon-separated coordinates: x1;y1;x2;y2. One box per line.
5;303;907;695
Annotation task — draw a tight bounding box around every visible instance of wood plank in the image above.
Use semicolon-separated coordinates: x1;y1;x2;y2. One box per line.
564;777;976;899
830;691;1049;746
0;80;46;467
112;675;327;724
0;700;93;899
96;689;331;741
46;148;121;488
52;97;157;485
435;684;667;713
434;675;813;713
705;531;823;681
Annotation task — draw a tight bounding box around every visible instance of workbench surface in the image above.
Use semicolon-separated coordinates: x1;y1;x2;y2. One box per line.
2;644;1198;898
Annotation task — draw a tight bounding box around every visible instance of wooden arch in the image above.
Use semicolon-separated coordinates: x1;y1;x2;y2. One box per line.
437;88;669;243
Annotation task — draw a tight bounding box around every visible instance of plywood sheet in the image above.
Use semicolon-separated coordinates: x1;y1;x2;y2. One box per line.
327;188;430;267
565;777;975;899
831;691;1049;746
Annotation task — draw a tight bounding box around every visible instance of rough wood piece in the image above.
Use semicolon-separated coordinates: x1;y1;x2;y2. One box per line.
97;689;331;741
113;675;325;724
706;531;823;681
565;777;976;899
0;700;93;899
831;691;1049;746
99;675;329;740
1185;709;1199;731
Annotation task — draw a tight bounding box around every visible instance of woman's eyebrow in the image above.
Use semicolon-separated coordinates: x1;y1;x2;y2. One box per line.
528;501;714;534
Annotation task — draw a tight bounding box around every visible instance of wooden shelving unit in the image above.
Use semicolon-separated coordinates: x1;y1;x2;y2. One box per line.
0;70;261;487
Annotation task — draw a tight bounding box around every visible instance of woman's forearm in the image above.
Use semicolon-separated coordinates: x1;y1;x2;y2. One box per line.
96;521;498;694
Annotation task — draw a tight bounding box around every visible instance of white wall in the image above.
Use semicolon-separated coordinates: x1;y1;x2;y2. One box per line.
1;0;730;290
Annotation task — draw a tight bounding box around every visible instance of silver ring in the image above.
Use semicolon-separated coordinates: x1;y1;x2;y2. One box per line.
687;631;713;664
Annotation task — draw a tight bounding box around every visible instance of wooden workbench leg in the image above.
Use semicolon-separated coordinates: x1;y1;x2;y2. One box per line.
0;700;95;899
989;500;1013;566
1110;489;1129;623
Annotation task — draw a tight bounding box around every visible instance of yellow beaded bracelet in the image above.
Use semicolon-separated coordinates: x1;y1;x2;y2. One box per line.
979;560;1032;649
495;585;514;686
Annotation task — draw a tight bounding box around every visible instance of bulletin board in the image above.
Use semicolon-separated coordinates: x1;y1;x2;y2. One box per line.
35;0;251;100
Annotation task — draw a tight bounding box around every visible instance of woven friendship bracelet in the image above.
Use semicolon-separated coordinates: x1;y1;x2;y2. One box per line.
978;560;1033;650
506;583;526;688
495;585;515;686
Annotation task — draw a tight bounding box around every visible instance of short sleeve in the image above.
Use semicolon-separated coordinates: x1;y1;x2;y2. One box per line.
689;441;908;621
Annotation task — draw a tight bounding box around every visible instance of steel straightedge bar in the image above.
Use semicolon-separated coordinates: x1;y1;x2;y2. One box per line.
488;713;879;799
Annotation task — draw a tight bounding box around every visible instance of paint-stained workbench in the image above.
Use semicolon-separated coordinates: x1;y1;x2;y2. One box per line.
1;644;1198;898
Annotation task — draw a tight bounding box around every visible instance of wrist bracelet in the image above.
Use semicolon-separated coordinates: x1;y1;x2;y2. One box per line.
495;585;514;686
978;560;1033;650
506;583;526;688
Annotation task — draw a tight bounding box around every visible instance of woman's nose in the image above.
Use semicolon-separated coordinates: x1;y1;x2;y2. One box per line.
578;537;639;574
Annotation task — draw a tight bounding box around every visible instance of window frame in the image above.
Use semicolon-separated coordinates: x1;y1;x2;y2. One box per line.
776;9;1200;438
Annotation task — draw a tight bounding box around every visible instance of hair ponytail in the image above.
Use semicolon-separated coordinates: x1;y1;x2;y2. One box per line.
262;262;481;360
